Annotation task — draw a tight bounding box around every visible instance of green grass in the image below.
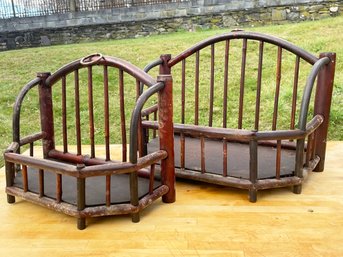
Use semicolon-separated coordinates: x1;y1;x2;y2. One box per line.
0;16;342;167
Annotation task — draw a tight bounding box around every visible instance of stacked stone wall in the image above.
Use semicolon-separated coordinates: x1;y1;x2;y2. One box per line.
0;0;341;51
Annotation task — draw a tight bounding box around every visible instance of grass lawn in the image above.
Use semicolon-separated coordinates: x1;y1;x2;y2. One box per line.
0;16;342;167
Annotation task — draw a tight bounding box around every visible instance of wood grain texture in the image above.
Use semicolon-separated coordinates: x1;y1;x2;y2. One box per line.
1;142;342;257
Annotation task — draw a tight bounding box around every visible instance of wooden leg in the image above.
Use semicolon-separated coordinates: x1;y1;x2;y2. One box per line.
293;184;302;194
249;189;257;203
130;172;140;223
5;161;16;204
131;212;140;223
77;177;86;230
7;195;15;204
77;218;86;230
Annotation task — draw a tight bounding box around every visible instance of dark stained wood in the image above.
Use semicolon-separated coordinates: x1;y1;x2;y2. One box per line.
180;132;185;169
223;139;227;177
106;175;111;207
148;33;332;202
29;142;34;157
290;56;300;130
255;41;264;130
119;69;127;162
87;66;95;158
273;46;282;131
136;78;144;157
223;40;229;128
149;164;155;194
141;104;158;117
209;44;215;127
80;185;169;217
249;140;258;187
61;75;68;153
38;72;54;158
74;70;82;156
201;136;205;174
153;111;157;139
276;140;281;179
168;31;318;67
39;169;44;197
174;167;304;191
313;52;336;171
5;54;172;230
19;132;45;147
5;32;335;228
77;177;86;229
181;59;186;124
130;171;139;222
104;66;110;161
157;61;175;203
238;38;247;129
142;120;255;140
195;51;200;125
306;133;314;167
56;174;62;203
22;165;28;192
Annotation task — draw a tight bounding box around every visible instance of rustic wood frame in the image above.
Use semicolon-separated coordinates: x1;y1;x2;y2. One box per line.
142;31;336;202
4;54;175;229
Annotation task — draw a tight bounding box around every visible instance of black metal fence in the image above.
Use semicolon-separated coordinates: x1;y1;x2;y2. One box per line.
0;0;187;19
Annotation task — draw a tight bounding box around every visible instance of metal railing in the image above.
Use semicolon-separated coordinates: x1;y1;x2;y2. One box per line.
0;0;187;19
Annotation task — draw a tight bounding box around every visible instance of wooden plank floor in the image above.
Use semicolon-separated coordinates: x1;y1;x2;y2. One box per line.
1;142;342;257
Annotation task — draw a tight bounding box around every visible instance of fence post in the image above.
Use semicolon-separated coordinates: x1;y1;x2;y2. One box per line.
313;52;336;172
70;0;77;12
11;0;16;17
158;54;175;204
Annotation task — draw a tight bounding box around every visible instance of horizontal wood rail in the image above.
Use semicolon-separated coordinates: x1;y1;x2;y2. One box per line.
168;31;319;67
4;150;167;178
142;114;323;142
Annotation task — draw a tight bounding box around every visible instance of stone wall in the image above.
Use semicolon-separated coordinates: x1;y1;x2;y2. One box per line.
0;0;341;51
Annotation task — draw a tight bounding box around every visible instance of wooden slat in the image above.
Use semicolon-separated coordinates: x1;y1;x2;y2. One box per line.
56;174;62;203
181;59;186;124
22;165;28;192
145;114;150;143
136;79;143;157
104;66;110;161
249;139;258;183
153;111;157;139
74;70;81;155
135;78;140;100
291;55;300;130
223;139;227;177
149;164;155;195
201;136;205;173
180;132;185;169
129;172;139;222
306;133;314;167
61;75;68;153
311;133;316;160
119;69;127;162
30;142;34;157
195;51;200;125
209;44;215;127
39;169;44;198
223;40;229;128
276;140;281;179
88;66;95;158
238;39;247;129
77;177;86;229
272;46;282;131
106;175;111;207
255;41;264;130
